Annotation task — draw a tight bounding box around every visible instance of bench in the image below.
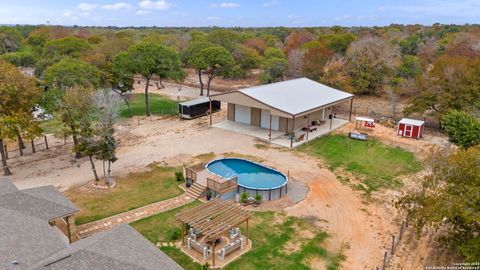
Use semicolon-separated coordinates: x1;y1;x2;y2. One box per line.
217;238;244;261
349;132;368;141
187;238;210;260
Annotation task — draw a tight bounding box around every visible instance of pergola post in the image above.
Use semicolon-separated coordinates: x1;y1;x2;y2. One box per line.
246;218;249;238
181;222;185;245
209;98;213;126
269;114;272;140
349;97;354;121
212;243;216;267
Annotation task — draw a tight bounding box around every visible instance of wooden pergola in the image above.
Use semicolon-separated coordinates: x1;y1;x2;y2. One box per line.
176;199;251;266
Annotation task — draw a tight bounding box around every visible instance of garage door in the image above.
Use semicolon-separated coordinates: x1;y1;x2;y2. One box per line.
260;110;280;130
235;104;251;124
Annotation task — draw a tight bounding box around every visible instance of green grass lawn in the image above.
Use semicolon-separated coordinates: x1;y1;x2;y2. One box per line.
131;200;202;243
64;165;184;225
120;93;178;117
298;135;422;194
38;119;63;134
132;207;344;270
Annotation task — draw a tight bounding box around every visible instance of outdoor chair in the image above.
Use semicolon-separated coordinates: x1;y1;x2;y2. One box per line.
295;134;305;142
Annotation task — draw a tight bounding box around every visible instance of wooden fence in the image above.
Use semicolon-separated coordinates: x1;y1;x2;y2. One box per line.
373;220;407;270
3;136;51;159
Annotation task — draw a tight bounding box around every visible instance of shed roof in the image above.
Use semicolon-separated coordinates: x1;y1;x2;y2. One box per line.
399;118;425;126
211;78;353;117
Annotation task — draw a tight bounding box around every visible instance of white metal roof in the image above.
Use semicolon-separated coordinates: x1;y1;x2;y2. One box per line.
399;118;425;126
213;78;353;116
179;96;210;106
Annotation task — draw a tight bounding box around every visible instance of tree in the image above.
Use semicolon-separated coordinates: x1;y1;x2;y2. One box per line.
0;117;17;175
0;51;36;67
198;46;234;96
404;56;480;120
44;58;101;90
398;33;423;55
111;52;134;117
207;29;241;52
181;41;214;96
286;48;304;78
345;36;399;95
91;89;122;185
0;27;22;54
396;55;422;79
441;110;480;149
323;32;356;55
115;42;183;116
0;60;41;175
301;45;334;81
55;87;93;159
43;36;91;59
264;47;285;59
260;57;288;83
397;146;480;262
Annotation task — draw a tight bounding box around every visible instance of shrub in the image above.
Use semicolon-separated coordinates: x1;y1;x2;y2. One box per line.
240;192;248;204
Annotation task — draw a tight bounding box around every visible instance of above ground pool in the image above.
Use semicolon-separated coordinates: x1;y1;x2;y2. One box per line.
205;158;288;200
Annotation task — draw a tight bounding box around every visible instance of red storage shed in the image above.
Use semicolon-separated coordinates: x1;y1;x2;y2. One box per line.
397;118;425;139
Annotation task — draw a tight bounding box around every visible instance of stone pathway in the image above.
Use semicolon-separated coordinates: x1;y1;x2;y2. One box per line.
76;194;193;239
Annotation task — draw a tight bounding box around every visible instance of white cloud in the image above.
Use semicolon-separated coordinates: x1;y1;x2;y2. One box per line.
136;10;151;15
173;11;188;16
210;2;240;8
262;0;277;7
62;10;73;17
102;3;132;10
138;0;172;10
206;16;221;20
77;3;98;11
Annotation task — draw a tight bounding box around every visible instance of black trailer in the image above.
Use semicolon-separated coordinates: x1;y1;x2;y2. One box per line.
178;97;221;119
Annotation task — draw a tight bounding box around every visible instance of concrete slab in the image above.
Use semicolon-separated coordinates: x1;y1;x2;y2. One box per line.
213;119;349;148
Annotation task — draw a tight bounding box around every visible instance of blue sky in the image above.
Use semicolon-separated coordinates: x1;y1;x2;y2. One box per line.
0;0;479;27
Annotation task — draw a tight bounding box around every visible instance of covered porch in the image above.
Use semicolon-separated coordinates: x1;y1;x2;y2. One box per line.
213;117;350;148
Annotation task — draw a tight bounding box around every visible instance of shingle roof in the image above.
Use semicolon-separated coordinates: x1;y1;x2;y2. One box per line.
0;179;184;270
0;182;79;221
0;208;67;270
30;225;183;270
0;178;19;196
212;78;354;116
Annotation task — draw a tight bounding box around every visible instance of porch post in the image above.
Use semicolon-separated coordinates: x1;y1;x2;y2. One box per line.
269;114;272;140
349;98;354;121
209;98;213;126
290;117;296;147
66;216;72;244
306;114;310;140
329;107;333;130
